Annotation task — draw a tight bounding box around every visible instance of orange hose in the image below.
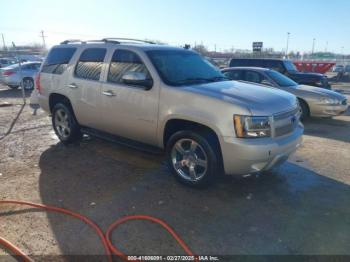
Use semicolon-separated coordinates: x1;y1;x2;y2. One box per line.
0;200;196;262
106;215;196;261
0;237;34;262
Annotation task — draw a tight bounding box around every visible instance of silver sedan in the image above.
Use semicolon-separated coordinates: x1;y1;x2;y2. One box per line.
0;62;41;90
222;67;348;119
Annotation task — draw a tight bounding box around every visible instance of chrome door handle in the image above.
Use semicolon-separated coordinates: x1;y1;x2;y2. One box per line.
102;90;116;97
67;83;78;89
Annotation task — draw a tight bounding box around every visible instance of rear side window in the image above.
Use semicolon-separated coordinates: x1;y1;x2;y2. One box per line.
42;48;76;74
244;71;264;83
75;48;106;81
223;70;243;80
107;49;150;84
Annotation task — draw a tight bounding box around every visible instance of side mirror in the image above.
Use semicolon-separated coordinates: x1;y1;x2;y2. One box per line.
122;71;153;90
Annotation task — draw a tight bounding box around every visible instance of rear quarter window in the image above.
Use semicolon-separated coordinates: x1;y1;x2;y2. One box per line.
42;48;77;74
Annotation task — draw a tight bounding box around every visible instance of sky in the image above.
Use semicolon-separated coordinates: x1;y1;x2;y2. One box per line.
1;0;349;54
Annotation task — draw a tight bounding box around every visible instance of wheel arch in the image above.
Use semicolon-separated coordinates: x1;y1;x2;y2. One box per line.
297;97;310;117
49;93;71;113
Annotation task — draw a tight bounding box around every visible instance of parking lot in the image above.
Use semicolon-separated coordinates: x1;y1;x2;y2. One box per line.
0;83;350;258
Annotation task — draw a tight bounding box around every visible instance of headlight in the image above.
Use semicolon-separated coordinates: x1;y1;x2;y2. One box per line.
234;115;271;138
320;97;341;105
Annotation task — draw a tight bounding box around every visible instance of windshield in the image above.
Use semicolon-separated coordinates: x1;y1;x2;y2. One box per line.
266;70;298;87
283;60;298;72
146;50;227;86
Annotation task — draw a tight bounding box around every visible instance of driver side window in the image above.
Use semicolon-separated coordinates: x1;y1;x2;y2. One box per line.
107;49;151;85
244;71;262;83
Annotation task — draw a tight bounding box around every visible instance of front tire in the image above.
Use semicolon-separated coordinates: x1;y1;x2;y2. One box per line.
52;103;81;144
166;131;219;188
298;99;310;121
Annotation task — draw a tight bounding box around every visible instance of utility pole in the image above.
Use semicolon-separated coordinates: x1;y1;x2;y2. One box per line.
285;32;290;58
325;41;328;52
214;44;217;53
12;42;26;104
1;34;6;51
311;38;316;56
39;30;47;50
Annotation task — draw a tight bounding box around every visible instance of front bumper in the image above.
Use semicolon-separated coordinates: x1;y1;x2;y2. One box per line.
220;124;304;175
310;103;348;117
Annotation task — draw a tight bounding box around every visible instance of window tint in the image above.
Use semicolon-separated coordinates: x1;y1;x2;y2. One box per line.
42;48;76;74
266;70;297;87
75;48;106;81
265;60;284;72
147;50;224;86
223;70;243;80
23;64;40;70
251;60;263;67
230;59;247;67
107;49;150;84
244;71;264;83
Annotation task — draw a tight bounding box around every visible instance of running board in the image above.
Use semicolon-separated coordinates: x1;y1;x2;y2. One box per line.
81;127;164;155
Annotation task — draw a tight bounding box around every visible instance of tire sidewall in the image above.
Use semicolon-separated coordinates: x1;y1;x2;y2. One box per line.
166;131;218;188
23;78;34;90
299;99;309;121
52;103;81;144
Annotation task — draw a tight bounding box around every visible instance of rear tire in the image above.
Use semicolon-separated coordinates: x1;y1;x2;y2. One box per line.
166;131;219;188
52;102;82;144
298;99;310;121
8;85;19;89
22;78;34;90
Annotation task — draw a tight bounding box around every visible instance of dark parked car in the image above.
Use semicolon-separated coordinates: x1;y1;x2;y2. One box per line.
229;58;331;89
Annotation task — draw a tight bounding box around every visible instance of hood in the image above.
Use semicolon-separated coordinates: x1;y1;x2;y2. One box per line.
296;85;346;100
182;81;298;116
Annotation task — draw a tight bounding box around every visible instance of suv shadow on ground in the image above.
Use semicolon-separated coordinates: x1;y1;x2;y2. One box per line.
37;138;350;256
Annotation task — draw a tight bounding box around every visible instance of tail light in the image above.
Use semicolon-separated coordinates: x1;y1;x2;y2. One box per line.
3;71;15;76
35;74;42;94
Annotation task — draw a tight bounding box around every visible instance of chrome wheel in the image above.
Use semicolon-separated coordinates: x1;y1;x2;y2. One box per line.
54;109;71;139
22;79;34;90
171;138;208;182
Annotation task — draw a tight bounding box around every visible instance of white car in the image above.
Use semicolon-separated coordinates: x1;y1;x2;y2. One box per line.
0;62;42;90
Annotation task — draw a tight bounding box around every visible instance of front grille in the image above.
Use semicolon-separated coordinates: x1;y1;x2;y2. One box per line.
274;107;300;137
342;99;347;106
274;107;300;121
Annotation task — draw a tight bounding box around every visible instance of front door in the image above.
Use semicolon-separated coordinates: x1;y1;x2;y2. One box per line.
100;49;159;146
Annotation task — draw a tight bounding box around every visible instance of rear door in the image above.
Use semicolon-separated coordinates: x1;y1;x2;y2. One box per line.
40;47;77;97
66;47;107;130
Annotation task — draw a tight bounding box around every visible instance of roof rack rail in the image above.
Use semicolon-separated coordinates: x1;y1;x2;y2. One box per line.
60;39;85;44
60;38;157;45
60;39;109;45
102;38;156;44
